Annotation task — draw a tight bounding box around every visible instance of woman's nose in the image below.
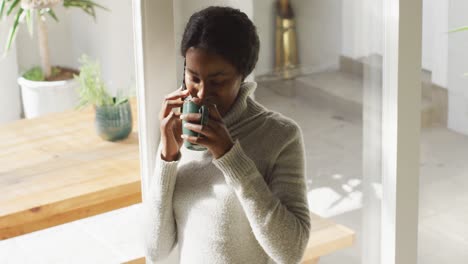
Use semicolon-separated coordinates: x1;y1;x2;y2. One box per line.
194;82;206;100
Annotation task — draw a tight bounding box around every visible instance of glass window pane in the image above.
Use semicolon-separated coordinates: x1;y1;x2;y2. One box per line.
252;1;384;263
419;0;468;263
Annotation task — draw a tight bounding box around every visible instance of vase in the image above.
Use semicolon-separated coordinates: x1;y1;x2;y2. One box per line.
18;76;80;119
94;100;133;141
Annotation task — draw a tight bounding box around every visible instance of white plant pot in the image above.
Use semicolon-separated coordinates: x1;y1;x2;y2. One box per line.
18;77;80;119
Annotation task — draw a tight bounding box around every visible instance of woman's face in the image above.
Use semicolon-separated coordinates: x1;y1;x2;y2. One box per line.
184;47;243;117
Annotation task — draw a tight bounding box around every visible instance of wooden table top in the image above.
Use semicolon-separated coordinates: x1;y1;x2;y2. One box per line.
0;98;141;240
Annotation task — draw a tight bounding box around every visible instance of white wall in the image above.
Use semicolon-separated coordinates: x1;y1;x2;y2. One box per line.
341;0;448;87
68;0;135;97
16;6;74;74
341;0;383;60
447;0;468;135
16;1;135;98
422;0;448;88
292;0;342;73
0;17;21;124
252;0;275;76
254;0;342;76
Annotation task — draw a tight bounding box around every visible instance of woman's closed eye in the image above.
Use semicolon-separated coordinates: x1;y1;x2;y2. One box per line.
210;80;224;86
190;77;224;87
190;77;201;83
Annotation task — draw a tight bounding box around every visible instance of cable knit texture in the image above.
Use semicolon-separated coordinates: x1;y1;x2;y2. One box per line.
143;82;311;264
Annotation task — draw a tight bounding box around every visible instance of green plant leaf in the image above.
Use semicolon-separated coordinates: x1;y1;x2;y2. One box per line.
75;54;114;108
115;98;128;105
448;26;468;33
6;0;19;16
25;9;33;35
47;8;58;22
63;0;109;21
51;66;60;77
86;0;109;11
23;66;45;81
114;87;130;106
65;0;109;11
0;0;7;20
4;7;23;53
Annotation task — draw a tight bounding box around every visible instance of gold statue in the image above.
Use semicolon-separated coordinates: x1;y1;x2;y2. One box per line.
275;0;300;79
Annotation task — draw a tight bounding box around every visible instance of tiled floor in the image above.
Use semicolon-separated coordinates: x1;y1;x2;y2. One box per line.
1;70;468;264
255;72;468;264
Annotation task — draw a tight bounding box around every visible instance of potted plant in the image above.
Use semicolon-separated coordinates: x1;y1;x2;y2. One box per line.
0;0;107;119
75;54;133;142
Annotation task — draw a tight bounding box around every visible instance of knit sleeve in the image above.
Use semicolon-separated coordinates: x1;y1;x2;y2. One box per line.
142;143;180;263
212;125;311;264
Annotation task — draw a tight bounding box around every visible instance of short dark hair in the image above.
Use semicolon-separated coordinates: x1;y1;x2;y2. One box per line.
180;6;260;81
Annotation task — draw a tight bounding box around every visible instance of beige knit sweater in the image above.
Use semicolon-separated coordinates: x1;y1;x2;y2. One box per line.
143;82;310;264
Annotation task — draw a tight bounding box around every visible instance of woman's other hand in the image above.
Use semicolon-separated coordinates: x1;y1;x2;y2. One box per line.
159;86;190;161
180;102;234;159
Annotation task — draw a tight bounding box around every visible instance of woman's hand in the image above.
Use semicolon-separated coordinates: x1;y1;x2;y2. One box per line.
180;100;235;159
159;86;190;161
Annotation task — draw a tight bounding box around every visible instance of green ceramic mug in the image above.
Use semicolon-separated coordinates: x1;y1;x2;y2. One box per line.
182;98;209;151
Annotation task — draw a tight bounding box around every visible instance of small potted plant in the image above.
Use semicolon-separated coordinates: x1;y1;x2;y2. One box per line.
1;0;108;118
75;54;133;142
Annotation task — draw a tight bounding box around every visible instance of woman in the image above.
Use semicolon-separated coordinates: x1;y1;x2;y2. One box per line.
144;6;310;264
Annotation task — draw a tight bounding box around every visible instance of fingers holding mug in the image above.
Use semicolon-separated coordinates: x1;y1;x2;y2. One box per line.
181;100;210;151
182;120;214;138
180;113;201;123
199;103;219;122
181;133;209;146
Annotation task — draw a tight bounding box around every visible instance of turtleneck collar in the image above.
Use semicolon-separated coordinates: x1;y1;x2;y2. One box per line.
222;82;257;128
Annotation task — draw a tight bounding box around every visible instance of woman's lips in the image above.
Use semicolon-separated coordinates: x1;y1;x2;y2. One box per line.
190;96;217;106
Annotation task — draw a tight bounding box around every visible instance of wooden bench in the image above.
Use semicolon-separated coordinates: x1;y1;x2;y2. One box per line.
123;212;355;264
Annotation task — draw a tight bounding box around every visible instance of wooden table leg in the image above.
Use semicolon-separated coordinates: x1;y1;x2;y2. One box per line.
302;257;320;264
